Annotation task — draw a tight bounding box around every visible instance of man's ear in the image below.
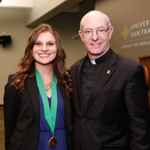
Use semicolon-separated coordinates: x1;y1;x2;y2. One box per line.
78;30;84;42
109;26;113;40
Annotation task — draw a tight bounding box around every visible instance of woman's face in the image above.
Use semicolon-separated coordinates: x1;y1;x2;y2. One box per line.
32;31;57;67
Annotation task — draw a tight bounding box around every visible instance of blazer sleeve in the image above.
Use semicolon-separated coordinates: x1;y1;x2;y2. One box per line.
3;74;20;150
125;64;150;150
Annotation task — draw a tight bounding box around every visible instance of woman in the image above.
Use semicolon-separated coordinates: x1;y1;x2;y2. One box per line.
4;23;72;150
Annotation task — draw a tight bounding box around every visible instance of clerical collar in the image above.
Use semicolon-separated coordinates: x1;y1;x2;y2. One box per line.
88;49;110;65
90;60;96;65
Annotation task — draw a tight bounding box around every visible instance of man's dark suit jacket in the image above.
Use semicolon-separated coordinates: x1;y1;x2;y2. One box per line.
70;49;150;150
4;74;71;150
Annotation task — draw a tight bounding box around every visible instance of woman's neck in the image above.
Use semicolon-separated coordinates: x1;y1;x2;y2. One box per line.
35;63;53;83
35;63;54;98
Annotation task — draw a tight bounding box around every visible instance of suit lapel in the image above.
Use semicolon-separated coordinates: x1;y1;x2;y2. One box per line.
26;75;40;124
75;57;86;115
84;50;116;114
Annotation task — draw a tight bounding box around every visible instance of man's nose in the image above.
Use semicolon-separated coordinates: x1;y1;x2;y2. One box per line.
91;31;99;41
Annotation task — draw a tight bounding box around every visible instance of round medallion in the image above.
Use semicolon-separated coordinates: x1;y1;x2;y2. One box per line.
49;137;57;149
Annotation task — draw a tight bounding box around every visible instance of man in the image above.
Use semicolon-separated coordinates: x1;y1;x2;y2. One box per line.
70;10;150;150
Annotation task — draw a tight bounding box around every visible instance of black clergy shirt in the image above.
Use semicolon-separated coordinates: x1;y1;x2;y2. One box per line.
81;49;110;110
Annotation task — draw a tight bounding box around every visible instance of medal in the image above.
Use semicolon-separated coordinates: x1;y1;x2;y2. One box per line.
49;135;58;149
36;69;58;149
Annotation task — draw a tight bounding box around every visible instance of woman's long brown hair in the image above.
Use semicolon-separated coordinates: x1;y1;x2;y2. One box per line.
11;23;73;97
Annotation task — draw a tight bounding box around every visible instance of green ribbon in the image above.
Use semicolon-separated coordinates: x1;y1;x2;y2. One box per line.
35;68;57;135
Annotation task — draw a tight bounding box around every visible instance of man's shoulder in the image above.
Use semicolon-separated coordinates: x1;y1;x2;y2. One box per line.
70;56;86;70
116;53;139;67
110;49;139;67
108;49;142;74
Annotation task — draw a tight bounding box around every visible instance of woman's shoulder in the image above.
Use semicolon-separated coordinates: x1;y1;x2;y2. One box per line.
4;74;17;92
8;74;16;82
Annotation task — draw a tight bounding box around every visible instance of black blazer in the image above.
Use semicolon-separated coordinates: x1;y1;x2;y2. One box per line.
4;74;71;150
70;49;150;150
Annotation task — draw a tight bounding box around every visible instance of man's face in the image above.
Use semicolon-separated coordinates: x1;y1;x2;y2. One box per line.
79;13;113;60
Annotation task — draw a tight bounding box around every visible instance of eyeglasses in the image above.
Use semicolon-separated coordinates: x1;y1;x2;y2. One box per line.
82;27;110;38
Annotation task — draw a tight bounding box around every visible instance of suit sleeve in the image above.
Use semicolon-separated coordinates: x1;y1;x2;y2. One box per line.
3;75;20;150
125;64;150;150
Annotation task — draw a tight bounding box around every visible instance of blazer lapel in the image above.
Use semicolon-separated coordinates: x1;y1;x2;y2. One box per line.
58;82;71;121
84;50;116;113
26;75;40;124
